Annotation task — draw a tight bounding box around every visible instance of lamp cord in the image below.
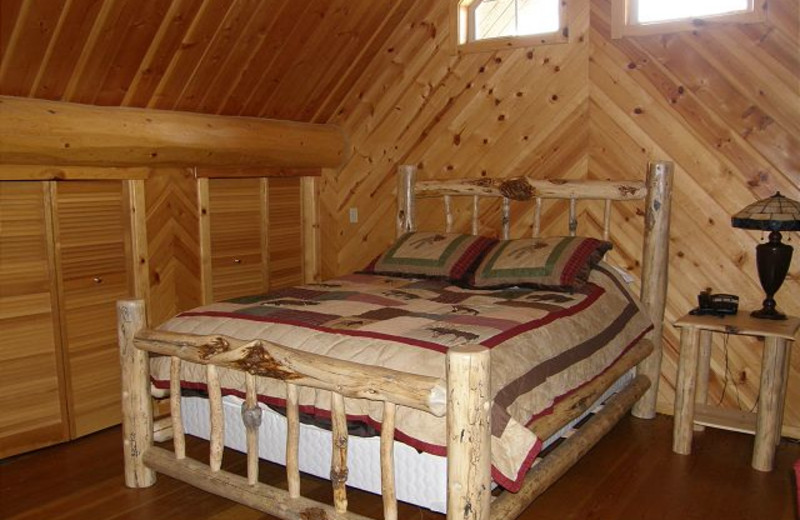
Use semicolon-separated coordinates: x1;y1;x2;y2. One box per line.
716;333;759;413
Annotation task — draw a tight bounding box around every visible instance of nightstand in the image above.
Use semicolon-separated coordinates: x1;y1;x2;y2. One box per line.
672;311;800;471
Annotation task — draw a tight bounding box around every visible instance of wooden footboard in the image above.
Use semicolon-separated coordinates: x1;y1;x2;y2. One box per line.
118;299;492;520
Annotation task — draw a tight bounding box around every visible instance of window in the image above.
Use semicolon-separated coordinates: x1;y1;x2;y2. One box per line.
611;0;766;38
453;0;568;53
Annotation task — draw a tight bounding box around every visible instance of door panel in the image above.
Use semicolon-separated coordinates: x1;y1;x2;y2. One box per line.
0;182;67;457
54;181;129;437
209;178;267;301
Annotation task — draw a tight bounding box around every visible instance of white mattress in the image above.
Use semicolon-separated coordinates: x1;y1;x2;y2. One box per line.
180;370;633;513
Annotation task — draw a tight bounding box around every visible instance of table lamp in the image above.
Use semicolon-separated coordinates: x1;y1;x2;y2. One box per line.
731;192;800;320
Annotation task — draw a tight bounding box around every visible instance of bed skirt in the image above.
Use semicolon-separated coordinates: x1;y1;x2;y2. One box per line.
178;370;634;513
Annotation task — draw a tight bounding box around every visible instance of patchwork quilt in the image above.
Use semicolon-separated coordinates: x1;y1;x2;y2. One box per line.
151;263;652;491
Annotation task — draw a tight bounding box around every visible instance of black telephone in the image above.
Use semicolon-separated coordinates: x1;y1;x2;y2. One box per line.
690;289;739;317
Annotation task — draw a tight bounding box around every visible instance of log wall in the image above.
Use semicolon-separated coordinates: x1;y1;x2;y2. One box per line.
322;0;800;435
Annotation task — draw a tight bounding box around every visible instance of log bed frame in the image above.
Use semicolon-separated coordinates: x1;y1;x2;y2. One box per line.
118;161;673;520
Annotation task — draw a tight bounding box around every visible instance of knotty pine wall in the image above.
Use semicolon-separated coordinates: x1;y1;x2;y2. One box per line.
321;0;800;434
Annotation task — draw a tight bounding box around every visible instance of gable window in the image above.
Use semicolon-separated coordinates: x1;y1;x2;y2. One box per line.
453;0;569;53
611;0;766;38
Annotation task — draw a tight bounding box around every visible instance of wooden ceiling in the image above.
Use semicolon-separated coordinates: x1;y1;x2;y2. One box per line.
0;0;402;122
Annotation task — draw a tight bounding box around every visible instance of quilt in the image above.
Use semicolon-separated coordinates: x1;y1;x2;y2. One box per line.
150;263;652;491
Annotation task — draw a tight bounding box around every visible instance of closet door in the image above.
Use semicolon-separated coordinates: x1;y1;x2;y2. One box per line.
53;181;130;437
0;182;68;457
268;177;304;289
208;178;268;301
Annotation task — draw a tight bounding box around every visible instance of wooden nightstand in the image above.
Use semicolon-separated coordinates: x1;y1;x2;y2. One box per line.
672;311;800;471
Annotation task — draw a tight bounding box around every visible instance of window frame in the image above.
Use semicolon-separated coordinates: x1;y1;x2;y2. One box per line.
451;0;570;54
610;0;767;39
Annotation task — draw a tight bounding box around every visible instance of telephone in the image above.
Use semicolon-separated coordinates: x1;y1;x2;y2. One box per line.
689;290;739;317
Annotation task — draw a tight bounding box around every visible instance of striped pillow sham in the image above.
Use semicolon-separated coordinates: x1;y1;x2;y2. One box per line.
469;236;612;291
363;232;497;281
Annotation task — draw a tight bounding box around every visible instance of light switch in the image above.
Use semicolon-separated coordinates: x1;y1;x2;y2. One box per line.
349;207;358;223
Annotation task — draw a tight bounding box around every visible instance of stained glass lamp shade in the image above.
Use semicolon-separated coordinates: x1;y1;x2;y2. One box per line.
731;192;800;320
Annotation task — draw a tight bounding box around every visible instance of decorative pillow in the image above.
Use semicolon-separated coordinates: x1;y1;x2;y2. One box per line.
363;232;497;281
470;236;612;290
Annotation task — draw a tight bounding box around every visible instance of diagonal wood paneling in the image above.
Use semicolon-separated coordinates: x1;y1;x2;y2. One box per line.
144;168;202;326
589;0;800;429
322;0;592;275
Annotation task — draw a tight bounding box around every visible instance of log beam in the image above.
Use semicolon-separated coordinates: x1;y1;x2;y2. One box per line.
0;96;347;169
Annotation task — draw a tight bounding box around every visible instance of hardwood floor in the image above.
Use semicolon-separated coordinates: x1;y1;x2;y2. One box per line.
1;414;797;519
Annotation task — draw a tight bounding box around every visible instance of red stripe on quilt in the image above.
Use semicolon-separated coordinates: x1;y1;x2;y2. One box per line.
480;283;605;348
176;311;451;354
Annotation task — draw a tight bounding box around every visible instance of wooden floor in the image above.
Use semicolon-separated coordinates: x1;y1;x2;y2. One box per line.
2;414;798;520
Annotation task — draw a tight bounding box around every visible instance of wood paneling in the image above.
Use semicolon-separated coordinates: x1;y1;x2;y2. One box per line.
53;180;130;437
0;0;396;121
144;168;203;326
321;0;593;274
0;181;67;457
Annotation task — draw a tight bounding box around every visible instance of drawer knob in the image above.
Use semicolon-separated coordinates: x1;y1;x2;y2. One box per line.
93;277;103;284
233;258;242;264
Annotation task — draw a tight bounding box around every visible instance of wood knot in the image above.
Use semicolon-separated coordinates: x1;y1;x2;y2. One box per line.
330;468;349;485
300;507;329;520
469;178;495;188
198;337;230;360
499;178;536;200
234;344;300;380
617;185;640;197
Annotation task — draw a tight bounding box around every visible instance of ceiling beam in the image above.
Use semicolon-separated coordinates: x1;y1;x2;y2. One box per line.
0;96;348;169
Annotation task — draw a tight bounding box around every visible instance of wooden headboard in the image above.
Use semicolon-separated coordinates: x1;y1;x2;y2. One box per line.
394;161;674;419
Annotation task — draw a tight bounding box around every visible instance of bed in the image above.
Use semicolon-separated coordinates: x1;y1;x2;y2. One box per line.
118;161;673;520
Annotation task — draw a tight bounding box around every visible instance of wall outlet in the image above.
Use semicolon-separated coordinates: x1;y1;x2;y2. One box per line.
349;207;358;223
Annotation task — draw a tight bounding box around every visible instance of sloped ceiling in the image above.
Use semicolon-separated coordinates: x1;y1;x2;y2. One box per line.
0;0;403;122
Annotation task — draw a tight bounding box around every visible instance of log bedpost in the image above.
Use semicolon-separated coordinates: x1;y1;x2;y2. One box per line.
446;345;491;520
632;160;674;419
397;164;417;238
118;299;156;487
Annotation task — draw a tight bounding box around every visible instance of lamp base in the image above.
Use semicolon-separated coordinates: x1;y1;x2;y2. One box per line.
751;231;792;321
751;307;787;320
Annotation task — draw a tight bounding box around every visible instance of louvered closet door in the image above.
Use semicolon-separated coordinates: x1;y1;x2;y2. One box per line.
0;182;68;457
209;178;268;301
268;178;303;290
54;181;130;437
